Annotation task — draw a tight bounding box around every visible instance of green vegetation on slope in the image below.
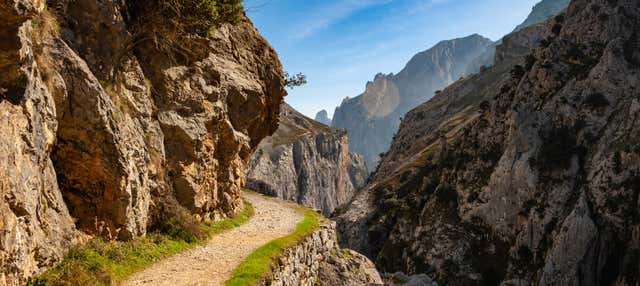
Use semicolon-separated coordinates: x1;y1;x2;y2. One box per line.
30;203;254;286
171;0;244;36
225;206;323;286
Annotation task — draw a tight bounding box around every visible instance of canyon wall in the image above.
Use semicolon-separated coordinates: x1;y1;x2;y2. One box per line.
337;0;640;285
247;104;367;215
0;0;286;284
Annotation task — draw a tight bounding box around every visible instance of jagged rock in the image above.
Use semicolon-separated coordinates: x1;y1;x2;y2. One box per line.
332;35;493;170
337;0;640;285
514;0;571;32
0;0;286;283
0;2;80;284
247;104;367;215
265;221;383;286
494;23;548;65
464;0;570;76
314;109;331;125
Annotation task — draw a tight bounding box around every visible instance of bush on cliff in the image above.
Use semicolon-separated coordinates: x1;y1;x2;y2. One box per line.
170;0;244;36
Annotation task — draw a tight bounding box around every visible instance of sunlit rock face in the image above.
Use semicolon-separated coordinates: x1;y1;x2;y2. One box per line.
247;104;367;216
0;0;286;283
337;0;640;285
332;34;493;171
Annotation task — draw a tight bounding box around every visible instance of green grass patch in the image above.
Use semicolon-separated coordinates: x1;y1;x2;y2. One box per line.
225;206;323;286
30;203;254;286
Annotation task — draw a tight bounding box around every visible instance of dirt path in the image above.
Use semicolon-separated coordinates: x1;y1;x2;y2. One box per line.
123;192;303;286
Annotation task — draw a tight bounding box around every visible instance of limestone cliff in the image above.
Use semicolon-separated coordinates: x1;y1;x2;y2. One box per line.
247;104;367;216
0;0;286;284
337;0;640;285
332;35;493;170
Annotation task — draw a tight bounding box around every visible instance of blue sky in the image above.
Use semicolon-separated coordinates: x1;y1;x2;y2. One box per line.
246;0;541;118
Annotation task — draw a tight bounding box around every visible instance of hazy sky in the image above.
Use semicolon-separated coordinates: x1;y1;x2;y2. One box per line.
246;0;541;118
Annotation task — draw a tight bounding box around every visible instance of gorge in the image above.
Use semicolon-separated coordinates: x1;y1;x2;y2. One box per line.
1;0;639;285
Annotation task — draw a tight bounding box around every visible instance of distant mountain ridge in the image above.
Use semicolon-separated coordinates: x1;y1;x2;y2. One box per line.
332;0;571;172
315;109;331;125
332;34;494;170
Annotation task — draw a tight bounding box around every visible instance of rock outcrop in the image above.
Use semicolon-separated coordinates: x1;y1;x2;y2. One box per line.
314;109;331;125
514;0;571;32
0;0;286;283
264;221;383;286
337;0;640;285
247;104;367;215
464;0;570;76
332;35;493;170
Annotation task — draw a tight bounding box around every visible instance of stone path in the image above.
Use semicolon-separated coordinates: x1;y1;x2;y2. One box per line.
123;192;303;286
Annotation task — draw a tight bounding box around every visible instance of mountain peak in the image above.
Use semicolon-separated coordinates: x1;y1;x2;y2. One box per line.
314;109;331;125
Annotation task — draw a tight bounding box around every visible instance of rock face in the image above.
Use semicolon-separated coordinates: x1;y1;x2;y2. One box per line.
0;0;285;283
332;34;493;170
464;0;570;76
337;0;640;285
314;109;331;125
514;0;572;32
264;221;383;286
247;104;367;215
0;2;81;284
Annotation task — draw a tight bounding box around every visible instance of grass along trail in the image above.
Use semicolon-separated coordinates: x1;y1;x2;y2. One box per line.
123;192;304;286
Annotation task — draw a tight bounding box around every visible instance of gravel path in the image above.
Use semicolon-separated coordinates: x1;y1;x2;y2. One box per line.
123;192;303;286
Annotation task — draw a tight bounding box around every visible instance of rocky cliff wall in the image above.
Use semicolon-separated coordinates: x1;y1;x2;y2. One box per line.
0;0;286;284
247;104;367;216
338;0;640;285
264;221;382;286
464;0;570;77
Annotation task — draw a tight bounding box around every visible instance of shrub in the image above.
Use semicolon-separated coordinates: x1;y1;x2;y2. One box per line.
284;72;307;88
128;0;244;38
174;0;244;36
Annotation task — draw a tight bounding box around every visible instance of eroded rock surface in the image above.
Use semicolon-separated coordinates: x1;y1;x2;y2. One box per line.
0;0;286;283
247;104;367;215
1;2;79;284
337;0;640;285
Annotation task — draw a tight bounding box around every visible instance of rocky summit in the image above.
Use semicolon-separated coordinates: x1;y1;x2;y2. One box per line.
332;34;494;170
337;0;640;285
314;109;331;126
0;0;285;283
247;104;367;216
